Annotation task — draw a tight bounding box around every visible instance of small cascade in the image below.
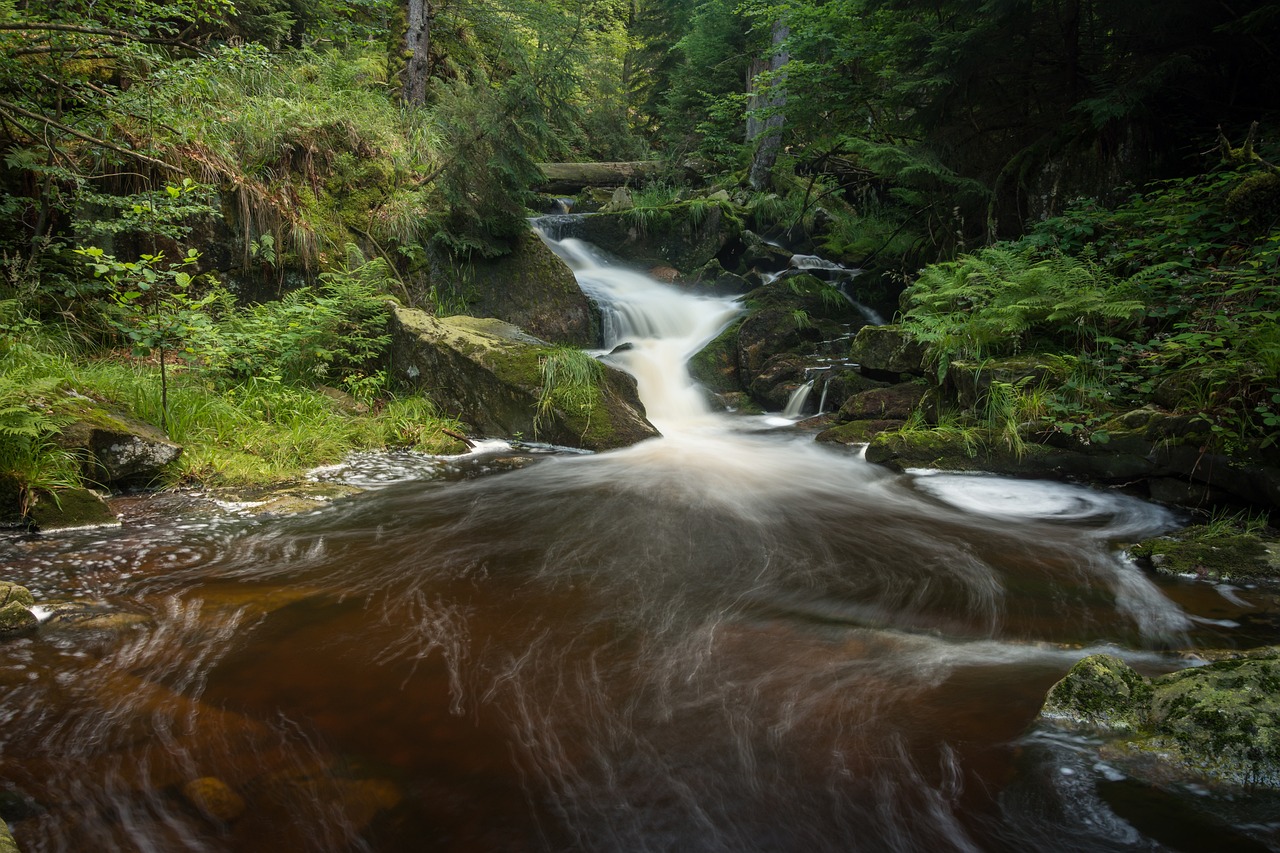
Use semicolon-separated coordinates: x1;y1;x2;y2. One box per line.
781;380;815;419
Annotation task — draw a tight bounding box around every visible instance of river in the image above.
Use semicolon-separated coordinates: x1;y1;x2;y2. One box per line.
1;231;1277;851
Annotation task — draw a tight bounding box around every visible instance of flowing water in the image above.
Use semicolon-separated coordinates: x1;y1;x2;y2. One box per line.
3;232;1280;852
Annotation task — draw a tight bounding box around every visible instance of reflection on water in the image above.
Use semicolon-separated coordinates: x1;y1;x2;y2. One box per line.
2;232;1279;851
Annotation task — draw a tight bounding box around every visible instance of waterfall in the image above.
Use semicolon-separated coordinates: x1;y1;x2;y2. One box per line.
536;227;743;433
781;380;815;419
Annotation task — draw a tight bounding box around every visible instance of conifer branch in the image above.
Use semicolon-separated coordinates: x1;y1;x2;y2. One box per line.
0;98;180;172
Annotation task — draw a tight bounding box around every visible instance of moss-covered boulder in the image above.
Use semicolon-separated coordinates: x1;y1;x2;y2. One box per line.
837;382;928;422
1041;650;1280;789
389;307;658;451
816;419;905;447
848;325;928;377
421;229;599;346
0;814;19;853
26;487;118;533
1129;528;1280;583
0;581;37;638
56;395;181;489
1041;654;1154;733
575;199;743;274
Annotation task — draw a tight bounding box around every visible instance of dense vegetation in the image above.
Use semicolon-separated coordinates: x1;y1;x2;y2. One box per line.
1;0;1278;512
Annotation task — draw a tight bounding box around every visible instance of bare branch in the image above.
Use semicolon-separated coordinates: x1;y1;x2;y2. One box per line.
0;98;180;173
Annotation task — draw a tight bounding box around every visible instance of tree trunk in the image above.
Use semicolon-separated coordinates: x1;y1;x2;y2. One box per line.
403;0;432;105
747;19;789;192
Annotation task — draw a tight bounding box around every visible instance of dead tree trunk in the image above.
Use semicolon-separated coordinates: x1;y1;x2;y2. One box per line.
402;0;432;105
747;19;789;192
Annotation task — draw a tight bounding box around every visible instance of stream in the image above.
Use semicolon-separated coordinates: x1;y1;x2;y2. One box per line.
2;230;1279;851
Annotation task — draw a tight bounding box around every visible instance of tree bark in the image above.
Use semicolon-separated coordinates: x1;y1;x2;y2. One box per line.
402;0;432;105
747;19;789;192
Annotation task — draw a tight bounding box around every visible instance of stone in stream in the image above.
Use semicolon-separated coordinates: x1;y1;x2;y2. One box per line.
0;582;36;637
390;307;659;450
1039;650;1280;789
181;776;246;824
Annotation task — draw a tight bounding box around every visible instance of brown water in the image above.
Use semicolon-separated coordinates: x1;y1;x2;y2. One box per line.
2;233;1279;852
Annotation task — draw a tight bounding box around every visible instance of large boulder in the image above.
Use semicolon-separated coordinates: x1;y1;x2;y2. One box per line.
1040;651;1280;789
389;307;658;451
1129;527;1280;583
848;325;929;378
422;230;599;346
56;394;181;489
573;200;743;274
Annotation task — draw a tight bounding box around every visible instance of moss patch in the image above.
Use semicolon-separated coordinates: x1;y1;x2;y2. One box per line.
1129;529;1280;583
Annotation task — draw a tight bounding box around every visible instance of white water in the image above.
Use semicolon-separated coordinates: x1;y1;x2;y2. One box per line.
781;379;815;418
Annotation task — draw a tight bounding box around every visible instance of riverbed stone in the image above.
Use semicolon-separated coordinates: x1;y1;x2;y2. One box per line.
1041;654;1152;733
26;487;119;533
389;307;659;450
574;199;743;274
0;601;37;637
1040;650;1280;789
181;776;246;823
0;818;18;853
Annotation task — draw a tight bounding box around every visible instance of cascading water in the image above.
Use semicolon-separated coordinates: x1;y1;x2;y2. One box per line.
1;227;1276;853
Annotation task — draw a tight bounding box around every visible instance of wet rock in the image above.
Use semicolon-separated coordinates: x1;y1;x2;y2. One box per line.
1040;654;1152;733
181;776;246;823
848;325;928;378
1040;650;1280;789
1129;528;1280;583
33;600;152;632
0;818;18;853
56;395;181;489
690;320;744;395
390;307;659;450
0;601;37;637
749;354;809;411
837;383;928;422
575;200;742;274
26;487;119;533
601;186;634;213
213;483;364;517
421;229;600;347
816;419;905;447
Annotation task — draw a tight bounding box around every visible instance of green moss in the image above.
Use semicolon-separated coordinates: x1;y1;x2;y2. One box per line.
1041;653;1154;732
1130;529;1280;582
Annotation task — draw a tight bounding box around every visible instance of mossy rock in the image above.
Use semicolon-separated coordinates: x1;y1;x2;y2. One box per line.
575;200;744;274
1041;653;1153;733
56;395;182;488
389;307;658;451
837;382;928;422
1041;649;1280;789
946;355;1071;410
848;325;928;377
423;229;600;346
816;419;905;446
689;319;743;394
0;814;19;853
1129;528;1280;583
27;487;119;533
0;600;37;637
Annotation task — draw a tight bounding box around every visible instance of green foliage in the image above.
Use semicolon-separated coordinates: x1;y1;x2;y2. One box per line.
535;347;604;438
206;246;392;387
900;156;1280;454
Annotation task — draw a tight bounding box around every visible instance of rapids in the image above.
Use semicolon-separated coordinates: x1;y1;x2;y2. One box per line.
1;231;1278;851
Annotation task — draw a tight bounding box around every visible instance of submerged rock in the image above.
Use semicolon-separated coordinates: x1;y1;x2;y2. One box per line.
181;776;246;824
390;307;658;450
1039;650;1280;789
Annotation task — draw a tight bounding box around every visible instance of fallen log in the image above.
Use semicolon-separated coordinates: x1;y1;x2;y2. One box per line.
535;161;665;194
